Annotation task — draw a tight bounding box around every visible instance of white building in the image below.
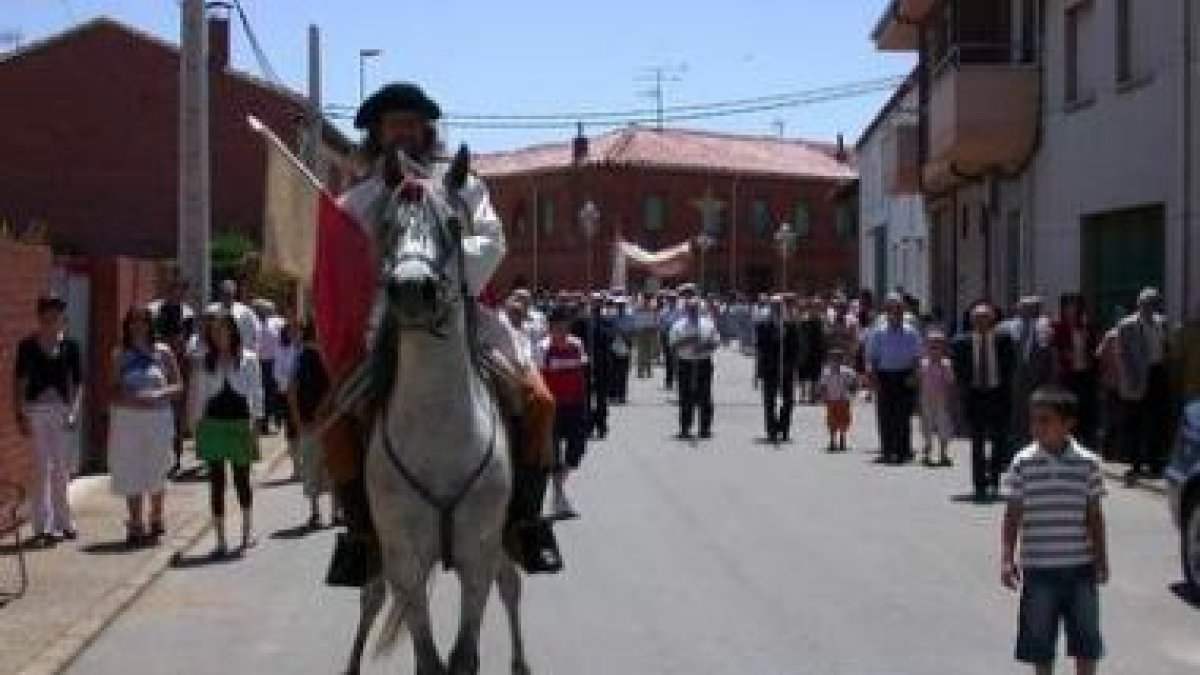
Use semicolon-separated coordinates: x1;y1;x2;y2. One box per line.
856;74;934;310
871;0;1200;327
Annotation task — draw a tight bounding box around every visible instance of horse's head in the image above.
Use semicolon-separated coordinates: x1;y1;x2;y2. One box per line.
383;145;473;334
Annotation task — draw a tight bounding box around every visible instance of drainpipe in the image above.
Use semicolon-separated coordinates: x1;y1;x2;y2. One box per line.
1183;0;1195;319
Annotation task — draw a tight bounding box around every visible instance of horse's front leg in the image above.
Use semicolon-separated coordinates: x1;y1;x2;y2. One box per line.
448;541;503;675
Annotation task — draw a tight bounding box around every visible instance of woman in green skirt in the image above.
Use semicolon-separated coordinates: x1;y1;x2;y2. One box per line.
194;309;263;557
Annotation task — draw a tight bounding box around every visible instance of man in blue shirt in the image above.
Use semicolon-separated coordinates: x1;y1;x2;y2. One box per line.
865;293;923;464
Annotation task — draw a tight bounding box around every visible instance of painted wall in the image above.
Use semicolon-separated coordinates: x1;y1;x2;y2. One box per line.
1030;0;1182;317
858;86;933;309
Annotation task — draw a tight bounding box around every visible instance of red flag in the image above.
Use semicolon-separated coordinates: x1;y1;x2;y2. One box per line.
313;193;375;379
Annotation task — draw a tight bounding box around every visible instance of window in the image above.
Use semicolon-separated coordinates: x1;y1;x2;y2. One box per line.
1116;0;1132;84
1065;4;1082;103
643;196;665;232
835;204;858;242
537;196;555;236
751;199;771;239
512;200;528;238
793;202;812;238
1064;2;1096;106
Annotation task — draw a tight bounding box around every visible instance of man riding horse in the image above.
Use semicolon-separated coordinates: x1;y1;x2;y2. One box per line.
321;82;557;585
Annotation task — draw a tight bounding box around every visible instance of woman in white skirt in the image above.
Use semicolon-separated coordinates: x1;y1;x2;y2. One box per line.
108;305;182;546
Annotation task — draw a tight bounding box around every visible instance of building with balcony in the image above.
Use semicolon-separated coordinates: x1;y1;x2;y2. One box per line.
475;127;859;296
856;72;933;309
871;0;1198;326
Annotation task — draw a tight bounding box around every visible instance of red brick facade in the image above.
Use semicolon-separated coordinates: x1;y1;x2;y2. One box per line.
0;241;53;492
485;165;859;295
0;18;349;264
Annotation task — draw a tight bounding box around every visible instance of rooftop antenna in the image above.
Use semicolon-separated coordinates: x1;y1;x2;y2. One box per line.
0;30;22;51
771;118;787;137
636;63;686;131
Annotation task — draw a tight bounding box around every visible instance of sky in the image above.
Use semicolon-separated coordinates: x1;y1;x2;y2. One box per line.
5;0;915;152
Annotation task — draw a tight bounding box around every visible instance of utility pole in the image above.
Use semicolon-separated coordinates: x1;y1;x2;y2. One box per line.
179;0;211;300
306;25;323;175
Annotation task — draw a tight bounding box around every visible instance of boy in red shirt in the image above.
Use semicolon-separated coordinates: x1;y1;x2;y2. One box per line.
539;305;590;519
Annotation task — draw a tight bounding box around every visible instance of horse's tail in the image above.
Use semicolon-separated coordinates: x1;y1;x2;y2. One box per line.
372;599;408;658
372;573;439;657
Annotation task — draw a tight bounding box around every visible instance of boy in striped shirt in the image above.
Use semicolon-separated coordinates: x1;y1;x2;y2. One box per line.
1002;387;1109;675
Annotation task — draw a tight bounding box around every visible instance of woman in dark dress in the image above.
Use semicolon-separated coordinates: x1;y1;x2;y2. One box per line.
795;297;828;404
1052;293;1100;448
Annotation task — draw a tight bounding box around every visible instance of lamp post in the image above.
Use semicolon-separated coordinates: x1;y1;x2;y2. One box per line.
358;48;382;104
695;231;716;296
579;200;600;294
775;222;797;293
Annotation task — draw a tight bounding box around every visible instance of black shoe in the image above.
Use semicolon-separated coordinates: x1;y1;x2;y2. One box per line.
767;432;779;443
59;528;78;541
676;431;693;440
326;533;382;588
699;430;712;440
973;489;989;503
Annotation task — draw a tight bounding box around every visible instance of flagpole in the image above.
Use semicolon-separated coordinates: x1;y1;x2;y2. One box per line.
532;182;540;291
248;115;326;194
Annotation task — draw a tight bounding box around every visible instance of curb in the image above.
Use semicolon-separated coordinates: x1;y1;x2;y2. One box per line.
1101;465;1168;497
17;446;292;675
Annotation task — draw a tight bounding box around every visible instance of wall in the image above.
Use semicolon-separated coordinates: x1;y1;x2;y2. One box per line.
0;241;53;493
77;256;164;472
858;85;933;309
487;165;858;295
0;20;323;265
1031;0;1181;316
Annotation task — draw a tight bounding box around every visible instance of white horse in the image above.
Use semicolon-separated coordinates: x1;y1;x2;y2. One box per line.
356;149;531;675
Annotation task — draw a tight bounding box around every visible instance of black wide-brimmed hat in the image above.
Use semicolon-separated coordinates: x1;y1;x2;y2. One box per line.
354;82;442;130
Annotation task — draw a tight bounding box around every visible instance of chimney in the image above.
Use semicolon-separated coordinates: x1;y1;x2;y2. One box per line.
573;122;589;164
208;12;230;71
835;132;847;161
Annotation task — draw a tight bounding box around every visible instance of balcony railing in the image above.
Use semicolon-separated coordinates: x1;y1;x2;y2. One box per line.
930;41;1036;80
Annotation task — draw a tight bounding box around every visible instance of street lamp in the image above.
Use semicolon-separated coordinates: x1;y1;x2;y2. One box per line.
695;231;716;295
775;222;797;293
358;48;382;104
579;200;600;294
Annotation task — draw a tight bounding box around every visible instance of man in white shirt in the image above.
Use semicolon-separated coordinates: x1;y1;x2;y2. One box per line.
670;297;721;440
218;280;261;354
1115;287;1171;480
252;299;286;434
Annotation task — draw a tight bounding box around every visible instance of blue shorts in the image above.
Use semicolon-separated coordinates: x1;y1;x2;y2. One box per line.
1015;564;1104;664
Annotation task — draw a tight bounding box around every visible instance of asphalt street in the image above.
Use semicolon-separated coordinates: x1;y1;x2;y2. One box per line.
68;350;1200;674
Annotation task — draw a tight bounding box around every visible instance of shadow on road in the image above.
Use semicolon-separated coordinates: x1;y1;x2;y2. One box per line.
169;549;245;569
1169;582;1200;610
270;524;325;541
949;493;1004;508
80;540;144;555
259;476;301;490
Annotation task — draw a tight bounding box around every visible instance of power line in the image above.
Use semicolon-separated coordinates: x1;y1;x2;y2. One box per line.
435;78;901;130
322;75;903;128
231;0;281;85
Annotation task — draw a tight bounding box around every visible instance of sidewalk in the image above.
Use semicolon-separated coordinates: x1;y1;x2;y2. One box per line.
0;436;291;675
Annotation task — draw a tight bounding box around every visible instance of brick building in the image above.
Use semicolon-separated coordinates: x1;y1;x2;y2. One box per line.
475;127;860;295
0;16;352;262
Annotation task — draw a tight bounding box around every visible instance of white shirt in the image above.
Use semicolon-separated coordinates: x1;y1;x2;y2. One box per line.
339;170;505;297
273;343;299;391
226;301;261;353
256;315;285;362
819;364;858;402
669;315;720;361
190;349;264;427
